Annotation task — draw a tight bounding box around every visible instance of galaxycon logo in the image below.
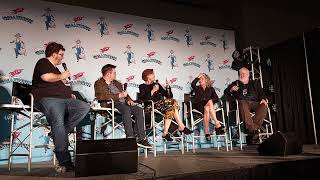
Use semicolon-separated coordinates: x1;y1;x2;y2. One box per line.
145;24;155;43
69;72;91;87
167;78;183;90
218;59;232;70
141;51;162;65
65;16;91;31
220;34;229;51
0;69;31;85
72;40;86;62
125;75;139;88
10;33;27;59
168;50;178;69
200;36;216;47
2;8;34;24
184;29;193;47
34;43;49;55
183;56;200;68
42;8;56;30
161;30;180;42
117;24;139;37
97;17;109;37
124;45;135;66
93;46;117;61
205;54;214;72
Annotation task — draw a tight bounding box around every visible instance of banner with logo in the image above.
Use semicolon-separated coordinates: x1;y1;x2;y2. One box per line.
0;0;238;164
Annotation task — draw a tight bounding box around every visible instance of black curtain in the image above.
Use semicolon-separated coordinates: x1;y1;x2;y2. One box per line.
264;36;314;144
305;29;320;143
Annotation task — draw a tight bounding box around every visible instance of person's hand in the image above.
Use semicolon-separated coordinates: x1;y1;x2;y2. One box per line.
119;91;128;98
127;100;136;106
230;85;239;92
152;84;159;93
197;73;205;78
61;70;71;80
165;78;170;88
71;94;76;99
260;99;268;107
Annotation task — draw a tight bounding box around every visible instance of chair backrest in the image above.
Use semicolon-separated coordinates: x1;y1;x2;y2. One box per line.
12;82;31;105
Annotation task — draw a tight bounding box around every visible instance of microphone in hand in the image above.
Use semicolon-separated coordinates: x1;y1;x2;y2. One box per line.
62;62;71;80
123;83;127;91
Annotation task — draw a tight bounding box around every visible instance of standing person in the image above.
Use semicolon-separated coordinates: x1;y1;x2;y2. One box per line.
138;69;192;141
31;42;90;173
94;64;151;148
191;73;225;141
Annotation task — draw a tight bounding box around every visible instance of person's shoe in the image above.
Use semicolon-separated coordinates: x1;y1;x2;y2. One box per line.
64;161;75;172
162;134;173;141
215;125;226;135
205;134;211;141
58;161;75;172
137;139;152;148
179;127;193;135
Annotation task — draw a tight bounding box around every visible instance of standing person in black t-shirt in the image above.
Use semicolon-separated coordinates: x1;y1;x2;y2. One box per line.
224;67;268;144
31;42;90;173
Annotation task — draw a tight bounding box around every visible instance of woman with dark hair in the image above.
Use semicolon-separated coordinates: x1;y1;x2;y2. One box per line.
138;69;192;141
191;73;225;141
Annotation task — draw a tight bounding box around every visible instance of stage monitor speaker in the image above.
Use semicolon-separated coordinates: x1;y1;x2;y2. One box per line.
75;138;137;177
257;131;302;156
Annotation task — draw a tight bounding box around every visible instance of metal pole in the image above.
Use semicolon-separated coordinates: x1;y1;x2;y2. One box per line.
302;33;317;144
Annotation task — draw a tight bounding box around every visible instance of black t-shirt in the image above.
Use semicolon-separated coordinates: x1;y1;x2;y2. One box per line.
31;58;72;103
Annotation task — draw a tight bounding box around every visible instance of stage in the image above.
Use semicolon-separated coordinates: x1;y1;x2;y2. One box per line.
1;144;320;179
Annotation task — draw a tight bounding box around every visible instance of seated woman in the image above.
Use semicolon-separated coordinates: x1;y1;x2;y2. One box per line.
139;69;192;141
191;73;225;141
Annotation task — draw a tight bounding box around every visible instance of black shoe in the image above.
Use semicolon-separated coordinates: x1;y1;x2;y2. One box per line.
137;139;152;148
215;125;226;135
179;127;193;135
59;161;75;172
162;134;173;141
205;134;211;141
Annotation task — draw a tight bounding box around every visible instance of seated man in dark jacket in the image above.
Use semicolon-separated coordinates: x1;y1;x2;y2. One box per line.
224;67;268;144
94;64;151;148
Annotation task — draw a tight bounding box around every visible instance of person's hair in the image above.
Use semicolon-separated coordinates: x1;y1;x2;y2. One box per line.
239;67;250;74
101;64;116;76
200;74;212;88
45;42;65;57
142;69;154;81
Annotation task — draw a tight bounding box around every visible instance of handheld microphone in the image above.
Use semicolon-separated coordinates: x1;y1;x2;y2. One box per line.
61;62;71;80
123;83;127;91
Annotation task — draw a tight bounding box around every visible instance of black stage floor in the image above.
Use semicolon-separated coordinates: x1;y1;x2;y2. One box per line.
1;144;320;180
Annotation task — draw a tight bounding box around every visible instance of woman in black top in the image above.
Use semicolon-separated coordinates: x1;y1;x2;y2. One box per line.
139;69;192;141
191;73;225;141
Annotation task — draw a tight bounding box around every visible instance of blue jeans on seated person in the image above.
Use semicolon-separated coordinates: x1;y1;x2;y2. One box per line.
114;101;146;141
35;97;90;165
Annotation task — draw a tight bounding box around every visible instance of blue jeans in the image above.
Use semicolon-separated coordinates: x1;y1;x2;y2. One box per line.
35;97;90;165
115;102;146;141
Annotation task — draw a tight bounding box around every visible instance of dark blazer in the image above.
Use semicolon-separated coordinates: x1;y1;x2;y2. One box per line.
94;78;133;107
224;79;266;102
191;78;219;104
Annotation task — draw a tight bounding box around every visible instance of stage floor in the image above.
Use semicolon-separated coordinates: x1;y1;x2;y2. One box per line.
1;144;320;179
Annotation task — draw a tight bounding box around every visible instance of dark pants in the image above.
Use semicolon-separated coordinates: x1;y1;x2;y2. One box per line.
238;100;268;133
115;102;146;141
36;97;90;165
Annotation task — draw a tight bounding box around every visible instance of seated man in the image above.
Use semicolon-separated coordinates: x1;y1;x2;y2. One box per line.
31;42;90;173
224;67;268;144
94;64;151;148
